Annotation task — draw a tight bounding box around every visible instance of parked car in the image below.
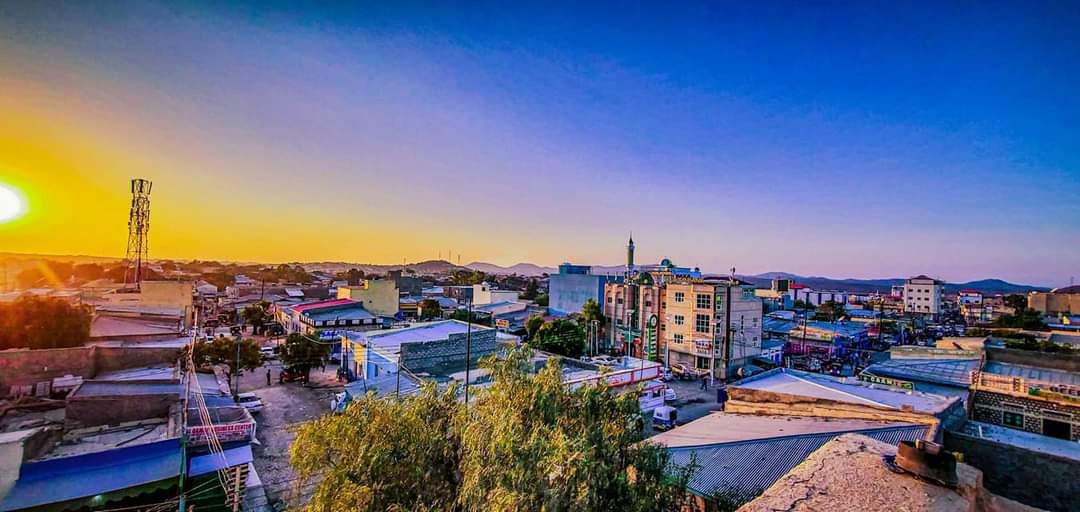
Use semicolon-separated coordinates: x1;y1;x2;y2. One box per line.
259;346;277;360
663;386;678;402
659;367;674;381
279;366;306;383
236;392;264;414
652;405;678;431
670;363;699;380
266;323;285;336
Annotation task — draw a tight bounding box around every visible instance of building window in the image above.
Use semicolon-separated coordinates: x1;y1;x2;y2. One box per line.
645;300;652;307
695;357;710;370
616;296;623;305
674;292;685;303
752;317;758;326
1003;411;1024;429
696;294;711;309
673;334;683;344
695;314;710;334
674;315;685;326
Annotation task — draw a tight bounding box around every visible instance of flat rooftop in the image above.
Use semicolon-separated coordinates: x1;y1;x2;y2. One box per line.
38;419;174;461
984;361;1080;387
347;320;491;352
71;381;181;397
864;358;978;387
956;420;1080;461
732;368;955;414
651;412;920;448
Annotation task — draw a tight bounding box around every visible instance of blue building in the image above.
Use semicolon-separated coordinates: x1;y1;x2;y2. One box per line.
548;263;623;316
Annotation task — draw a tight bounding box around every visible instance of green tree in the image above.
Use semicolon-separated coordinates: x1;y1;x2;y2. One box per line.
0;296;92;350
190;336;264;390
521;279;539;300
450;309;492;326
241;301;271;334
335;268;366;285
532;318;586;358
420;298;443;320
524;315;545;340
279;333;332;382
1004;294;1028;311
534;293;549;307
792;299;813;310
292;347;695;511
812;300;847;322
581;298;605;325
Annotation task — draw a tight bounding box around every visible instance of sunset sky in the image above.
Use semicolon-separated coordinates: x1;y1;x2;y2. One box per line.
1;2;1078;286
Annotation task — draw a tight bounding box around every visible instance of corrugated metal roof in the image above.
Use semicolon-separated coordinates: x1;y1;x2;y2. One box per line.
984;361;1080;386
864;358;978;387
666;424;929;501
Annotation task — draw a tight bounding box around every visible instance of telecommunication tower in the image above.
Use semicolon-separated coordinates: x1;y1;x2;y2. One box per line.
123;178;153;288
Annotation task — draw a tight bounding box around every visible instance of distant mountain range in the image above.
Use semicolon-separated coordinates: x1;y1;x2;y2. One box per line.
465;263;1050;295
3;252;1050;295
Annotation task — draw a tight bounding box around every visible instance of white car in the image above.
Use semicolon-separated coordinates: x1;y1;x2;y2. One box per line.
236;392;264;414
663;386;678;402
659;367;674;381
259;346;277;360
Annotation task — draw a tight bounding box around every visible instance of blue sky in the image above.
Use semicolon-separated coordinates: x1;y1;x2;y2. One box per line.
1;2;1078;285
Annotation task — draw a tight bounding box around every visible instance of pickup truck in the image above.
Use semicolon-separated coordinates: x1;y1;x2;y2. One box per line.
671;363;711;380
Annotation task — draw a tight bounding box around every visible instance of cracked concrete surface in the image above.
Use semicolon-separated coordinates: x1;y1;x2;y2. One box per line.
738;433;974;512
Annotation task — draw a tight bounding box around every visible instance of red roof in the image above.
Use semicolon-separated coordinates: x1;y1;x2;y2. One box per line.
789;283;808;289
958;289;981;295
291;298;357;312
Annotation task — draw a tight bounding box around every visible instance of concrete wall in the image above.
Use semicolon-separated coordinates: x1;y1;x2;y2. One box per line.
399;329;499;374
0;345;181;396
726;387;953;441
986;347;1080;373
944;429;1080;512
66;389;180;428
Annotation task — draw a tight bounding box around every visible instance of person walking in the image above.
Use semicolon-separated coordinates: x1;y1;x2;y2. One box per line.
717;385;729;411
266;368;272;386
700;376;708;391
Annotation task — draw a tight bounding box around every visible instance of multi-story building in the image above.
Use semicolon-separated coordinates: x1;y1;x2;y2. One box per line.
1028;285;1080;316
471;282;519;306
957;289;983;305
548;263;623;315
903;275;944;318
336;278;400;317
603;272;665;359
663;277;763;381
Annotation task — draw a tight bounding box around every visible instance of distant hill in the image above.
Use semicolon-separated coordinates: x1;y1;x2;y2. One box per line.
465;262;556;276
745;272;1049;295
303;259;469;276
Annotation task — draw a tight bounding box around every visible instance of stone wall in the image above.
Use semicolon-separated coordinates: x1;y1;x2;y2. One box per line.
970;389;1080;441
945;429;1080;512
399;329;499;374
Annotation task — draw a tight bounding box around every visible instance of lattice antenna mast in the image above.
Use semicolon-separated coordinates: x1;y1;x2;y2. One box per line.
123;178;152;289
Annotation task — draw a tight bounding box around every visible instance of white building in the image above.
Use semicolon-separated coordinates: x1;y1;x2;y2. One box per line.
903;275;944;318
471;282;519;306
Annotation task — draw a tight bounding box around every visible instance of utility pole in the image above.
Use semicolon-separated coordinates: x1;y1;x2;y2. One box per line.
233;320;243;400
464;299;472;406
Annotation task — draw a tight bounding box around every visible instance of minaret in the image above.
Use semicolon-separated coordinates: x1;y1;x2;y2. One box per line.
626;233;635;274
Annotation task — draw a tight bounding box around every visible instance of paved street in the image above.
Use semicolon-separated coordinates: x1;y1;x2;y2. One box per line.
644;378;724;437
236;360;343;510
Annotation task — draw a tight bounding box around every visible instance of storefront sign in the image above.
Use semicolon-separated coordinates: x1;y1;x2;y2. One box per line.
188;422;255;446
859;373;914;391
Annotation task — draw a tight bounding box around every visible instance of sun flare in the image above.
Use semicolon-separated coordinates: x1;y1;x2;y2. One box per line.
0;183;27;222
